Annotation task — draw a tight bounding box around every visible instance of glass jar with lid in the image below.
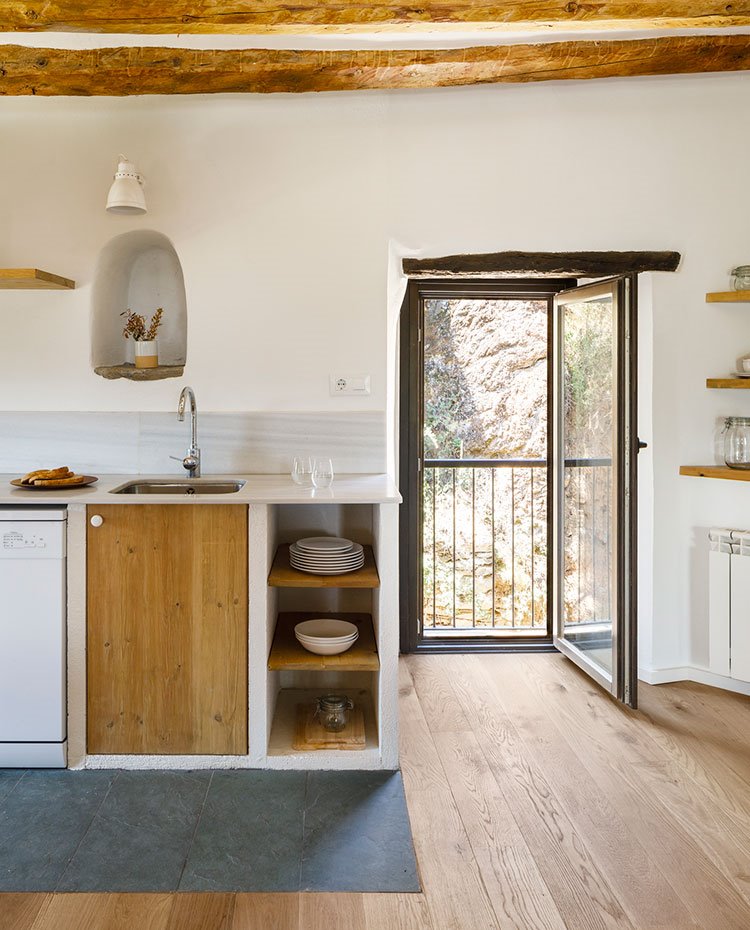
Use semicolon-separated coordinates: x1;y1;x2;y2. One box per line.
732;266;750;290
724;417;750;469
315;693;354;732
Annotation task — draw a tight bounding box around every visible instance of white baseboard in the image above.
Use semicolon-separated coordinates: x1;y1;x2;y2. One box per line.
639;665;750;696
638;666;692;685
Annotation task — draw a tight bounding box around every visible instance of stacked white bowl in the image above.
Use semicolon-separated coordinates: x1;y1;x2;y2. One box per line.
294;618;359;655
290;536;364;575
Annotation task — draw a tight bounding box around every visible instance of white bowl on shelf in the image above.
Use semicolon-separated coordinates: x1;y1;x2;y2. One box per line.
297;633;357;646
295;633;359;655
294;619;358;639
294;618;360;655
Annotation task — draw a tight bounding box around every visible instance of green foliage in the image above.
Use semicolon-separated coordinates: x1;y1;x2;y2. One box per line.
563;301;613;457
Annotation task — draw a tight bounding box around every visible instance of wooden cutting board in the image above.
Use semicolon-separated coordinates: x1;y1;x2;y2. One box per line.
293;701;365;751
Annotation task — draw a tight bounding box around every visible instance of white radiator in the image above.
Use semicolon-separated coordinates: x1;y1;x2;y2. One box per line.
709;528;750;683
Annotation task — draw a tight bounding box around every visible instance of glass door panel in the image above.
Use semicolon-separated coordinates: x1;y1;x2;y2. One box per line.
421;295;549;639
553;278;636;706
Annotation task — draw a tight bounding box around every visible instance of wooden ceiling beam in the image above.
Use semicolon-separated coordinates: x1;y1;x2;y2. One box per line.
3;1;750;34
2;35;750;96
403;251;682;277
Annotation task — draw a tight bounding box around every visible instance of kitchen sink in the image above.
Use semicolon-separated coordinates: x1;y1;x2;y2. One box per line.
111;479;246;495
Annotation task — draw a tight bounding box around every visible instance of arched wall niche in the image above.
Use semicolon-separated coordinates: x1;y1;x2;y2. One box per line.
91;230;187;380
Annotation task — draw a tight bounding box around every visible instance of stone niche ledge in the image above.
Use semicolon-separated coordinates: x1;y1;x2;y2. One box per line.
94;364;185;381
91;230;187;381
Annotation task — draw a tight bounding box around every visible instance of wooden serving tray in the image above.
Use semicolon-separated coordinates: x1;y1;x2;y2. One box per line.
293;701;365;751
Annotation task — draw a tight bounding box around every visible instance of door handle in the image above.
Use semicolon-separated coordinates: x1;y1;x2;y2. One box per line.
90;514;104;527
637;439;648;452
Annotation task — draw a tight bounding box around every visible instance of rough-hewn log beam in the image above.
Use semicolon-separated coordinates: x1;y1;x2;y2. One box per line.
2;1;750;34
1;36;750;96
402;251;682;278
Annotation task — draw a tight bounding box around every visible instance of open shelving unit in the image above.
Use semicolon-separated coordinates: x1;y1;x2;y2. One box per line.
680;291;750;479
704;291;750;387
248;499;398;771
267;542;380;759
0;268;75;289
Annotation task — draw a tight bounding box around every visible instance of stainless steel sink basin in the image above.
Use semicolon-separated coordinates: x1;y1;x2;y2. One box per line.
111;479;246;495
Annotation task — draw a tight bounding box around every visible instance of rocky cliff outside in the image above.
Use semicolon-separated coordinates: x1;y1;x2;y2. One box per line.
422;296;612;633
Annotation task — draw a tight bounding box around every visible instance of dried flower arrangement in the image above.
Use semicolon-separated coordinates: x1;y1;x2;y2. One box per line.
121;307;164;342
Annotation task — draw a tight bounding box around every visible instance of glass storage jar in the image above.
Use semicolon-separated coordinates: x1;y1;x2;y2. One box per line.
315;693;354;732
724;417;750;469
732;266;750;290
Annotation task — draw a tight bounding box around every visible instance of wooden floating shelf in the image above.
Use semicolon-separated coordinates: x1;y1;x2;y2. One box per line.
680;466;750;482
94;364;185;382
706;291;750;303
268;612;379;672
268;544;379;589
706;378;750;389
0;268;74;290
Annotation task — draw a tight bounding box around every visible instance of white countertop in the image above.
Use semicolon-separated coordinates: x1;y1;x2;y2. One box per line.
0;473;401;506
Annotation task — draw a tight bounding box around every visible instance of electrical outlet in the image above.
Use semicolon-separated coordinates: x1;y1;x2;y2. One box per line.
330;374;371;396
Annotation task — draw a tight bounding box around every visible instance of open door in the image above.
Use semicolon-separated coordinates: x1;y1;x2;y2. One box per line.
552;277;638;707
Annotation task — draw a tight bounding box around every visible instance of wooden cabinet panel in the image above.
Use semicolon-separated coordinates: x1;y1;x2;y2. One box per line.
87;504;248;755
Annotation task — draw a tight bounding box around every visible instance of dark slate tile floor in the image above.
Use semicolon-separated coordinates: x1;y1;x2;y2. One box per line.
180;771;307;892
301;771;419;892
0;769;420;893
57;771;211;893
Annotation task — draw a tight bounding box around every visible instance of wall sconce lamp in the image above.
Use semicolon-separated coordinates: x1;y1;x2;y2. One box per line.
106;155;147;215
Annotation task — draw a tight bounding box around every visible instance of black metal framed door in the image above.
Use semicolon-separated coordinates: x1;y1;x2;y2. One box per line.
399;278;574;654
551;276;638;707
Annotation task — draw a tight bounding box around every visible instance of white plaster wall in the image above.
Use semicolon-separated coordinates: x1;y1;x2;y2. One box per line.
3;72;750;673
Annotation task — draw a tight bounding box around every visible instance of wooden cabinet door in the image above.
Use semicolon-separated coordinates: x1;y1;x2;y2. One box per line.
87;504;248;755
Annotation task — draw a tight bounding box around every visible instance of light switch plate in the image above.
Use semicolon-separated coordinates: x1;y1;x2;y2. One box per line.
330;374;371;396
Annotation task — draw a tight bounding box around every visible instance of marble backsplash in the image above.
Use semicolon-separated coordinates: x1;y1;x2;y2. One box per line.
0;411;386;475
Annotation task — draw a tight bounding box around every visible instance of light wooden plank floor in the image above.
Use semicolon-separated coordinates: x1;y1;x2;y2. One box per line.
3;653;750;930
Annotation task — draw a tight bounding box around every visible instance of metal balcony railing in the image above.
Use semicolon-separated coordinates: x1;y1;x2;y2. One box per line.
422;459;547;635
421;458;612;636
563;458;613;628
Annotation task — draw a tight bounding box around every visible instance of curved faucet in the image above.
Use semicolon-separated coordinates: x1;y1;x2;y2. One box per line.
175;386;201;478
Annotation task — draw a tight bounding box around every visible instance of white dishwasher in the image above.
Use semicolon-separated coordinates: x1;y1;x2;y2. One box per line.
0;507;67;767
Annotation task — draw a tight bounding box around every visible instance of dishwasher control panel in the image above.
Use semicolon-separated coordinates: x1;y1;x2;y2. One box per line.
3;530;49;550
0;521;65;558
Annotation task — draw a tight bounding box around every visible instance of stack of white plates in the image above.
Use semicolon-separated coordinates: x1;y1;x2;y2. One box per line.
290;536;365;575
295;618;359;655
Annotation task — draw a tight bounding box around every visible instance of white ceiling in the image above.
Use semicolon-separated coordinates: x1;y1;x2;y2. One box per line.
3;25;750;51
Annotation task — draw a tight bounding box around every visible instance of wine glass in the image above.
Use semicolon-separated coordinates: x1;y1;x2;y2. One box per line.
312;457;334;489
291;455;313;487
